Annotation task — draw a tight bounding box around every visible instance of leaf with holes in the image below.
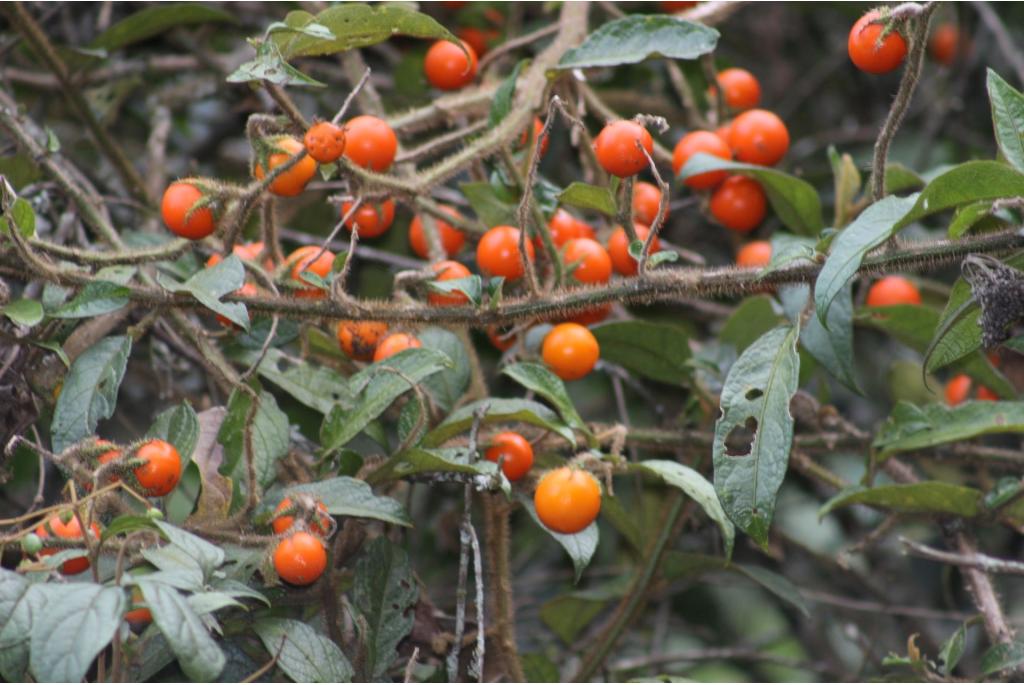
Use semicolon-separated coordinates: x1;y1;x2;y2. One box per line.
254;618;354;683
988;69;1024;174
713;325;800;547
815;194;919;325
679;154;824;235
353;537;418;680
51;335;131;453
558;15;718;69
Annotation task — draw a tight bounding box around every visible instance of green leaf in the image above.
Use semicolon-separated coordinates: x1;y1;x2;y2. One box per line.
28;584;124;683
155;520;225;576
732;564;810;617
820;482;981;518
719;295;783;354
226;41;325;88
489;59;526;127
761;233;817;277
660;553;809;615
896;161;1024;228
947;200;994;238
282;477;411;526
981;641;1024;676
418;327;471;412
353;537;418;680
101;514;160;541
713;325;800;547
558;16;718;69
781;284;858;391
242;347;352;415
459;181;517;227
158;255;249;330
51;335;131;453
521;496;598;583
147;402;199;463
592;320;691;385
884;163;925;194
539;578;628;644
987;69;1024;174
138;580;226;682
0;570;35;681
49;281;131;319
679;154;824;235
254;618;353;683
557;182;618;217
502;362;589;436
368;447;509;495
217;390;290;491
0;197;36;237
829;146;862;228
426;275;483;307
320;348;451;452
815;194;920;324
860;305;1013;398
422;398;575;448
938;622;968;675
1;298;43;326
521;653;562;682
91;3;232;50
874;399;1024;458
633;460;735;557
272;4;457;59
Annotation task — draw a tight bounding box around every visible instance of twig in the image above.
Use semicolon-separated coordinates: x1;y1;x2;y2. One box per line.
332;66;371;125
901;536;1024;576
871;1;938;201
477;23;560;72
635;145;671;275
947;529;1017;648
403;647;420;683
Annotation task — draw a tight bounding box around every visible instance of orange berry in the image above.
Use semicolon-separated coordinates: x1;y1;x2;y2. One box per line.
161;182;215;240
709;68;761;111
409;206;466;259
736;240;773;268
976;386;999;402
272;497;332;535
344;115;398;172
546;209;587;248
944;374;972;406
273;532;327;586
593;121;654;178
534;467;601;534
254;136;318;197
337;320;388;361
374;333;422;362
133;439;182;497
428;260;473;306
672;131;732;188
607;223;660;276
303;121;346;163
484;431;534;482
709;175;767;233
563;238;612;285
457;26;499;57
728;109;789;166
633;181;667;226
342;199;395;238
542;322;600;381
519;117;549;156
476;225;535;280
929;23;964;66
35;514;101;575
287;246;335;297
848;11;907;74
424;39;478;91
865;276;921;307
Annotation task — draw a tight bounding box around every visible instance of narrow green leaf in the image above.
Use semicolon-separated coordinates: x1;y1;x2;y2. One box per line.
489;59;526;127
820;482;981;518
51;335;131;453
91;3;232;50
147;402;199;463
138;580;226;682
418;327;471;412
634;460;735;556
719;295;784;354
733;564;810;617
502;362;590;435
353;537;418;679
948;200;994;238
713;325;801;546
896;161;1024;228
558;15;718;69
981;641;1024;676
254;618;353;683
679;154;824;235
938;622;968;675
987;69;1024;174
557;182;618;216
459;181;517;227
50;281;131;319
874;400;1024;457
592;320;691;385
421;398;575;448
815;194;919;324
782;284;858;391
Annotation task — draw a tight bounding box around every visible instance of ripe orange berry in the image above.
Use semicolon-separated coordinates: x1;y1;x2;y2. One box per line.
563;238;612;285
457;26;499;57
337;320;388;361
344;115;398;172
593;120;654;178
865;276;921;307
124;592;152;626
273;532;327;586
287;246;335;297
944;374;972;406
134;439;182;497
546;209;587;248
272;497;332;535
607;223;661;276
35;514;101;575
374;333;422;362
569;304;612;327
976;386;999;402
519;117;549;156
660;0;697;10
303;121;346;163
486;325;518;352
342;199;395;238
709;175;767;233
728;109;789;166
633;181;667;226
485;431;534;482
672;131;732;188
409;206;466;259
929;23;963;66
424;39;478;91
542;322;600;381
254;136;318;197
476;225;535;280
428;260;473;306
736;240;773;268
161;182;215;240
709;68;761;111
534;467;602;534
848;11;907;74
